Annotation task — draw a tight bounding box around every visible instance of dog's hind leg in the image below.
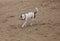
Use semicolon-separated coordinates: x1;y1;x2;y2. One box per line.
30;18;35;26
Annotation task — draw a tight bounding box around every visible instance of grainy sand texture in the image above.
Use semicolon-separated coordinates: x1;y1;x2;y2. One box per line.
0;0;60;41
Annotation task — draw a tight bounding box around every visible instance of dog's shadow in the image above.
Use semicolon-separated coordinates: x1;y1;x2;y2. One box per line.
27;23;47;27
18;22;52;29
18;23;45;28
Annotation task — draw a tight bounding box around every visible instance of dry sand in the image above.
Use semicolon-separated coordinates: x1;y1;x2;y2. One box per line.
0;0;60;41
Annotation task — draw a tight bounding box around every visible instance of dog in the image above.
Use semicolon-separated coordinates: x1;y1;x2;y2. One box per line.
20;7;38;27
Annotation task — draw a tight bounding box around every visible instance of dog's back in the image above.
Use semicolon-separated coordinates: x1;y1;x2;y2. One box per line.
25;12;34;19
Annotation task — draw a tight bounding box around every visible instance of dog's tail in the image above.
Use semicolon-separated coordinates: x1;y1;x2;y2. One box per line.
34;7;38;14
35;7;38;12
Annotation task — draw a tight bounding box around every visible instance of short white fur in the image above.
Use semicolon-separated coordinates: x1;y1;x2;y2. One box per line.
20;7;38;27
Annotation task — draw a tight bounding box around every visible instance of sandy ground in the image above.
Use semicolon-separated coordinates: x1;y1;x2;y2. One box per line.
0;0;60;41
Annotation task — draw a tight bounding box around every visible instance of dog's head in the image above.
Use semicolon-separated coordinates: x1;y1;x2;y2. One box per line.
20;14;25;20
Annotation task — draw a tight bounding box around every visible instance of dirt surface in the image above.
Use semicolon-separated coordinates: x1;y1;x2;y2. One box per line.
0;0;60;41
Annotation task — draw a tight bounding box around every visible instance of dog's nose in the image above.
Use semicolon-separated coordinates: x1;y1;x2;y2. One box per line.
20;16;22;18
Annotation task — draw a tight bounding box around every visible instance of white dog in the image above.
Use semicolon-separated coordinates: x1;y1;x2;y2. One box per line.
20;7;38;27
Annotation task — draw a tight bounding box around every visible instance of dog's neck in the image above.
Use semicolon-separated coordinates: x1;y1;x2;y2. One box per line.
23;14;26;20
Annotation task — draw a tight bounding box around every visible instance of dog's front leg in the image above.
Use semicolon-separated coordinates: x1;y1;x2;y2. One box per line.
22;20;27;27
